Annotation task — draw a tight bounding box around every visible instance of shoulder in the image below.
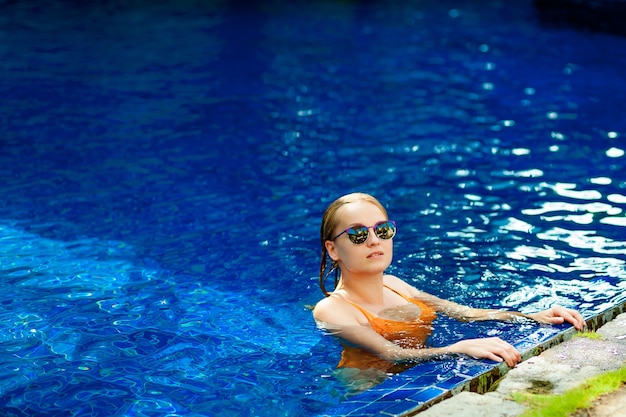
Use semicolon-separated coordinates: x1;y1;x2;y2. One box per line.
313;295;361;327
383;274;421;297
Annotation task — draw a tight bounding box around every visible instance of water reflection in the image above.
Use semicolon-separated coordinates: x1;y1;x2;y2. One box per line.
490;171;626;316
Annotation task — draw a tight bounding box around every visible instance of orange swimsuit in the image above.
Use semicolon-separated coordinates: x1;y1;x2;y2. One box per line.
337;285;437;373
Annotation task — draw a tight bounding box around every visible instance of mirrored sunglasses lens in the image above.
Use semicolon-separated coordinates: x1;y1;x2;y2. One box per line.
374;221;396;239
347;226;369;244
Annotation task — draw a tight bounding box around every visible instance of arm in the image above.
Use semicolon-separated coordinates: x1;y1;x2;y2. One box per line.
313;295;522;367
415;294;585;330
386;275;586;330
527;306;586;330
318;322;522;367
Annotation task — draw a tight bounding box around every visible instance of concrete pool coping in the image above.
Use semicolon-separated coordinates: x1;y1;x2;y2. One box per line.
417;303;626;417
414;301;626;416
319;301;626;416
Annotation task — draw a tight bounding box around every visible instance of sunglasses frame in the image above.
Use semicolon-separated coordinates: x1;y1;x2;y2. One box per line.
332;220;396;245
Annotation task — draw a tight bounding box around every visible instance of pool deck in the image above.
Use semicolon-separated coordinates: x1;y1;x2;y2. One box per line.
418;306;626;417
319;302;626;416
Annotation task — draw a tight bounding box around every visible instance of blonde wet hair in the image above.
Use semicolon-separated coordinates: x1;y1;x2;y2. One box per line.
318;192;389;296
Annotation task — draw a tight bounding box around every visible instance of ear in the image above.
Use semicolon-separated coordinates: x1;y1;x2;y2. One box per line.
325;240;339;261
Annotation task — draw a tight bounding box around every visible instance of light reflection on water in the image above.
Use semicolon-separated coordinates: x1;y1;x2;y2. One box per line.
392;133;625;322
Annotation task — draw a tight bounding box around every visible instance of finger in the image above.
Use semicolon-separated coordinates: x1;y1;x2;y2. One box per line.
498;350;518;368
491;345;521;367
505;356;518;368
503;344;521;364
572;311;586;330
482;352;503;364
561;310;585;330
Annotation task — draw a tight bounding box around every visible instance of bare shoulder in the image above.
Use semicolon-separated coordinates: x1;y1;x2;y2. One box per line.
383;274;420;296
313;295;360;327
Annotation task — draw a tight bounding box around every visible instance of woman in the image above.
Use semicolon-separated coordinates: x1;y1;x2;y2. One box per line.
313;192;585;376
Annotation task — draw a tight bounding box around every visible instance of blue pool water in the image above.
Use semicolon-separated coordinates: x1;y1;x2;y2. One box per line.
1;0;625;416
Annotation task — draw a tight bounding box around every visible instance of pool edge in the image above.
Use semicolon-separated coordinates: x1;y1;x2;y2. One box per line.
401;301;626;416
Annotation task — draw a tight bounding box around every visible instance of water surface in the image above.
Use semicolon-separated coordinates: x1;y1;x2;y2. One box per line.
1;1;625;415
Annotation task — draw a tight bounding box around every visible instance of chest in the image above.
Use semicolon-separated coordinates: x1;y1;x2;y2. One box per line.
376;303;424;322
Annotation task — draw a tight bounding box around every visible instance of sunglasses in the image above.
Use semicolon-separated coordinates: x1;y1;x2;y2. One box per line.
332;220;397;245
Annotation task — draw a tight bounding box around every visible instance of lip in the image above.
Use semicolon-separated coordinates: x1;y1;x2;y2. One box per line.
367;251;384;259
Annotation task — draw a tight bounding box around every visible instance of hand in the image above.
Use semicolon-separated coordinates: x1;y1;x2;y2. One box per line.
528;306;586;330
449;337;521;367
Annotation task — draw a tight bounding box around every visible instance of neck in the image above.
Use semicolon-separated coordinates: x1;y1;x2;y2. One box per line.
336;271;385;304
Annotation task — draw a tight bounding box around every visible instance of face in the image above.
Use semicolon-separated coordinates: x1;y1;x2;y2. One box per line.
325;200;394;276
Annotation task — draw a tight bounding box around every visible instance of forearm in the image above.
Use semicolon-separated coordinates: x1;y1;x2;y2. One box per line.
379;343;451;363
412;292;534;324
467;309;533;323
380;336;522;368
331;325;454;363
332;323;524;367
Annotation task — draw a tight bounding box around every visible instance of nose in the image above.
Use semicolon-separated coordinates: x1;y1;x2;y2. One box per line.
366;227;381;245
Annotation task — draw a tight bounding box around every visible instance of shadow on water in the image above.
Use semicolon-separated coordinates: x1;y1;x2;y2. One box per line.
534;0;626;37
